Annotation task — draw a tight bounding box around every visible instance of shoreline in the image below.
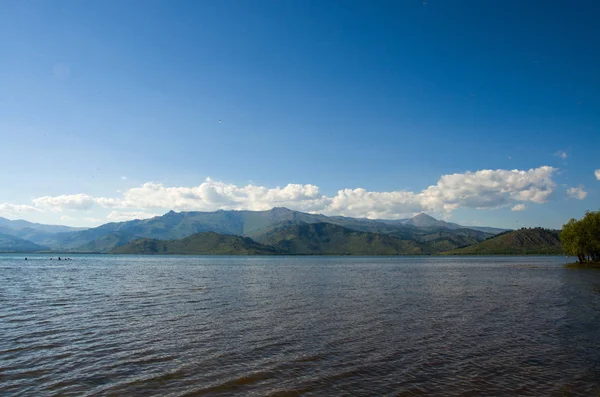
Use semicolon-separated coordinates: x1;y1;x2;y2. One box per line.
565;261;600;269
4;252;573;257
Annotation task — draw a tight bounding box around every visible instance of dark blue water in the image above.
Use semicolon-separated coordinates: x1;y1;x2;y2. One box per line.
1;255;599;396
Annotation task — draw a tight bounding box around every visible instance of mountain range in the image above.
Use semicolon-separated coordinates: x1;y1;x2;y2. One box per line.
0;217;84;245
111;232;279;255
0;232;48;253
0;209;513;255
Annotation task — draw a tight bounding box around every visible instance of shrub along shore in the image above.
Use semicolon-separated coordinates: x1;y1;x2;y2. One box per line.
560;210;600;265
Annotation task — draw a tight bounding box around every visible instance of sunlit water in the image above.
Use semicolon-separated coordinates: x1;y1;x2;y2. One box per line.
1;255;599;396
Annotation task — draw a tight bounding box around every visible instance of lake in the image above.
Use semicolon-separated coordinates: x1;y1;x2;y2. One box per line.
1;255;599;396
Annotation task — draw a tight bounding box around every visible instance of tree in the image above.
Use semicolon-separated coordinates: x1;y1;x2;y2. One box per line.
560;210;600;263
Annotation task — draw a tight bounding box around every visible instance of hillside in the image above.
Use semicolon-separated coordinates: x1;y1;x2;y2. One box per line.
409;228;493;254
69;232;141;253
253;221;494;255
444;228;563;255
0;232;47;252
41;208;503;252
253;222;423;255
111;222;433;256
110;232;279;255
0;208;532;255
0;217;85;234
45;208;328;250
0;217;86;246
380;213;508;235
46;207;426;250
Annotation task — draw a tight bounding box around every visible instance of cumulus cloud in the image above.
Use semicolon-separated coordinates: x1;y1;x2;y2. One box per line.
33;194;96;211
7;166;561;220
595;169;600;180
566;186;587;200
115;167;557;217
511;204;526;211
108;178;330;213
326;188;421;219
32;194;119;211
419;166;556;213
555;151;568;160
0;203;41;216
95;197;121;207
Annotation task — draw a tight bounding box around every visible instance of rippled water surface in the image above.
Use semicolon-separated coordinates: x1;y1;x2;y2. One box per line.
2;255;600;396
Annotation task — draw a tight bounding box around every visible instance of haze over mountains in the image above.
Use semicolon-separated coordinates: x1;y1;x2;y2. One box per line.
0;217;84;242
0;232;48;253
0;209;512;254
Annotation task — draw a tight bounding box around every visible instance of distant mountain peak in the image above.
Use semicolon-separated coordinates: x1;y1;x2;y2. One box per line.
404;212;445;228
269;207;293;213
412;213;437;220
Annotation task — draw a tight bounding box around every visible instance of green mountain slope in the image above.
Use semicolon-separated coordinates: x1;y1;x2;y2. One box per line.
409;228;493;254
110;232;278;255
46;208;502;252
0;232;47;252
444;228;563;255
45;208;316;250
69;232;141;253
253;222;423;255
102;220;523;256
379;213;508;235
111;222;430;255
47;207;418;250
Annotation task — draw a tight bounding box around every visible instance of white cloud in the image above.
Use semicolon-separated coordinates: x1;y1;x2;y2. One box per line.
106;211;159;222
0;203;41;217
33;194;96;211
419;166;556;213
95;197;121;207
595;169;600;180
110;167;557;218
111;178;330;213
5;166;560;220
555;151;568;160
511;204;526;211
566;186;587;200
32;194;119;211
121;176;127;181
326;188;421;219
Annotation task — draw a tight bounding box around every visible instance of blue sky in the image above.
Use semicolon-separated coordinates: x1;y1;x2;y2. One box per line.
0;0;598;228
